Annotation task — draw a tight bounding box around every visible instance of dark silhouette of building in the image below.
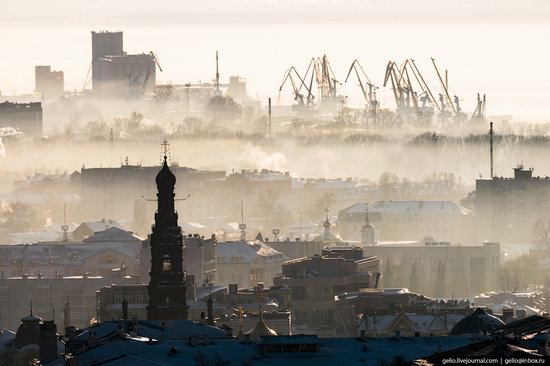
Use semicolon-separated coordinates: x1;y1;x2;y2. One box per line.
35;66;64;99
146;156;188;320
91;31;156;98
474;165;550;244
0;101;42;137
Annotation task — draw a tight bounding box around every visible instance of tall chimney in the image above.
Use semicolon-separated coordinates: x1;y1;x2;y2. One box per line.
489;122;494;178
268;97;272;137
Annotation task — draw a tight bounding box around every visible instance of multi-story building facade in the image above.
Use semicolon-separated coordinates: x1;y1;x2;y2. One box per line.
273;252;380;332
215;241;286;289
0;274;136;330
0;226;142;278
474;165;550;244
337;200;472;243
365;240;501;298
0;101;42;137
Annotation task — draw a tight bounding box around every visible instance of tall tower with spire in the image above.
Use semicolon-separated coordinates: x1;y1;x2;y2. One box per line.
361;206;375;245
146;150;188;321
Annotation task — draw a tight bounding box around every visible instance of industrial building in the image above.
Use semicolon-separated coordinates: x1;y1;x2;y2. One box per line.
34;66;64;99
0;101;42;137
273;250;380;333
91;31;157;98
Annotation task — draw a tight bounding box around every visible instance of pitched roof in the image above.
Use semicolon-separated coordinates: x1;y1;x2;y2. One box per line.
76;221;124;234
215;241;285;263
83;227;142;243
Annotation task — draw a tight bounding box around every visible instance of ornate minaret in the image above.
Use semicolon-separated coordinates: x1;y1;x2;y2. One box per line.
146;154;188;320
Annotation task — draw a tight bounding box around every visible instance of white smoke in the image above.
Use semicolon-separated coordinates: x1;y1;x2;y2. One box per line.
236;143;288;171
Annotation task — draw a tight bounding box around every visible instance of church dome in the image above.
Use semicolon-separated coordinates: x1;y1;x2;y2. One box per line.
156;157;176;187
313;217;342;243
450;308;504;335
246;312;277;340
15;314;42;349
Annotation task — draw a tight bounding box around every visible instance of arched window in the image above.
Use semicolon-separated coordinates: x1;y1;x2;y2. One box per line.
162;255;172;272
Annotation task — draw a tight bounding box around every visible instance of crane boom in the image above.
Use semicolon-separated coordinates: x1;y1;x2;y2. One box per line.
431;57;457;114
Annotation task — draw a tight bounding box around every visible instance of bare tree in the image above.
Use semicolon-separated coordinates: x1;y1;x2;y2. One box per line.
532;218;550;248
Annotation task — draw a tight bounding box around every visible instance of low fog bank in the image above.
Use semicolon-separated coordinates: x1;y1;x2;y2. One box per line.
2;132;550;186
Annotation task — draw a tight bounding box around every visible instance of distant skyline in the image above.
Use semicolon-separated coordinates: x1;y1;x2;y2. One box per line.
1;0;550;121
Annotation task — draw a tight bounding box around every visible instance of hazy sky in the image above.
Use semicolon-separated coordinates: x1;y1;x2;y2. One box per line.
1;0;550;120
2;0;549;25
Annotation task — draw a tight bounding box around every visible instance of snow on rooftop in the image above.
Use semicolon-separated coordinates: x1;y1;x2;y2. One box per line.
369;200;470;215
216;241;285;262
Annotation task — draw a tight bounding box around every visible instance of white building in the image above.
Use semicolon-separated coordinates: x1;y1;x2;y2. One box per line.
215;241;287;288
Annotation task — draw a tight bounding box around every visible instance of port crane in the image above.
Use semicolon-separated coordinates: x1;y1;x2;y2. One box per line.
279;66;314;108
471;93;487;122
430;58;468;122
345;59;379;118
315;55;340;101
384;60;419;122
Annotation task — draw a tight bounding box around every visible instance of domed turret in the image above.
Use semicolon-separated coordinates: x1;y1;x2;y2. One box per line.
246;312;277;340
450;308;504;335
15;313;42;349
313;209;342;243
155;156;176;188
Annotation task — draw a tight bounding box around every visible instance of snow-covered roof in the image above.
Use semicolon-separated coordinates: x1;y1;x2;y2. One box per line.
83;227;142;243
75;221;125;234
370;200;470;215
58;331;483;366
215;241;285;263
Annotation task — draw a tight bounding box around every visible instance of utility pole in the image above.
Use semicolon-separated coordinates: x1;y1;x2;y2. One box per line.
489;122;494;178
215;51;220;93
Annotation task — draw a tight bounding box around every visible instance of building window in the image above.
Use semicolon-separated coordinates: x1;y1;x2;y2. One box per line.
163;255;172;272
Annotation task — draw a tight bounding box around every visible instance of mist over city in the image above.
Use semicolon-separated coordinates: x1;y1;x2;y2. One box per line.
0;1;549;365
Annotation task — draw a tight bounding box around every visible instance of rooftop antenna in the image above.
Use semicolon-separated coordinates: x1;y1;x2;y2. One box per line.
30;298;33;316
489;122;494;178
62;203;68;242
239;201;246;241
